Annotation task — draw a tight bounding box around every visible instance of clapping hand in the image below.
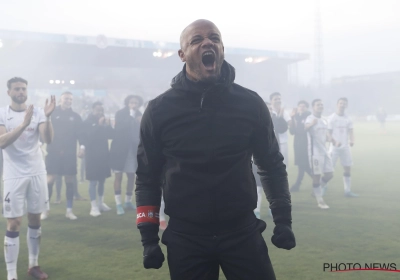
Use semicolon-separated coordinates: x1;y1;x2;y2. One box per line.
44;95;56;118
22;105;34;128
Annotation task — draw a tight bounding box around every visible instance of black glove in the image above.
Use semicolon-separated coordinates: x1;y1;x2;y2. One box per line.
271;223;296;250
138;222;165;269
143;244;165;269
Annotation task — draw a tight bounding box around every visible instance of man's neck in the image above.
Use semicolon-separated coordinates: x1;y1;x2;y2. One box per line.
273;105;281;113
10;102;26;112
60;106;69;111
314;112;322;118
336;110;345;116
186;71;198;82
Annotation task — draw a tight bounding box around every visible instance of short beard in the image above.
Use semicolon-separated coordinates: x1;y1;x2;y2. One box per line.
12;96;27;104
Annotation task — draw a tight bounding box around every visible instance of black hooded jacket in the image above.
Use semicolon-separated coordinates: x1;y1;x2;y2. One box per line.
136;61;291;228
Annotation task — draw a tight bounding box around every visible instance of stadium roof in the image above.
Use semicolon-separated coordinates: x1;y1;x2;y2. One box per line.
0;29;309;63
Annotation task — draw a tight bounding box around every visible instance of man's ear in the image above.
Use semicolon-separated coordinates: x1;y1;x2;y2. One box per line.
178;49;186;62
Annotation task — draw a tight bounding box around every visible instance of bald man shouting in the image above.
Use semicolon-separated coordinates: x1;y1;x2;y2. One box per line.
135;19;295;280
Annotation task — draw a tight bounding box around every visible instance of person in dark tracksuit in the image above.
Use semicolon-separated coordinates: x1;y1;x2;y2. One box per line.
289;100;312;192
41;92;84;220
109;95;143;215
80;101;113;217
136;19;295;280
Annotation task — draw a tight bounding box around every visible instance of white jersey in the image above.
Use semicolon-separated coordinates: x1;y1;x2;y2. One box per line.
271;109;290;144
328;113;353;148
0;106;47;180
305;114;329;156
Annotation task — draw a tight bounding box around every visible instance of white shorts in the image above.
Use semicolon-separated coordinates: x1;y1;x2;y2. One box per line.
309;154;334;176
2;174;49;218
329;146;353;167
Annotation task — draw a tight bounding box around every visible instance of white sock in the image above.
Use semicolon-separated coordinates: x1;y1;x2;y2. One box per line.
91;200;98;209
115;194;122;205
343;176;351;193
320;178;328;189
66;208;73;213
160;198;166;221
255;186;262;212
313;186;322;198
98;195;104;205
5;233;19;280
125;195;132;203
27;227;41;268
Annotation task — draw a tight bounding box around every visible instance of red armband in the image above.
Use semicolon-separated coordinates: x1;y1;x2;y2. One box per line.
136;206;160;225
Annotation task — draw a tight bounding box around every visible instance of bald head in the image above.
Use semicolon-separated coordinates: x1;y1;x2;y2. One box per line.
178;19;224;83
180;19;221;50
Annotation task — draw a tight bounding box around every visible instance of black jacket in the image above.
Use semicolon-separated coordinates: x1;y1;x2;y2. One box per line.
109;107;142;171
46;106;83;156
289;111;311;167
81;114;113;181
136;61;291;226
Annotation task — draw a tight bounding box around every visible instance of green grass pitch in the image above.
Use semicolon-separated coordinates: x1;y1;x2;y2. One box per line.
0;122;399;280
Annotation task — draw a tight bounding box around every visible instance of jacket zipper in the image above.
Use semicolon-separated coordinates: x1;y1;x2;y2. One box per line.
199;90;206;112
198;87;218;226
204;88;219;228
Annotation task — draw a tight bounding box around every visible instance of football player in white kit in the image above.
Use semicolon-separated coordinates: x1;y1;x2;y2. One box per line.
0;77;55;280
305;99;335;209
328;98;358;197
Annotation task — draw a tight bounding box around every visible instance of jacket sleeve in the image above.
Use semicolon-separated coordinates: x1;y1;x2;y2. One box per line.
273;116;288;134
135;101;165;244
252;100;292;226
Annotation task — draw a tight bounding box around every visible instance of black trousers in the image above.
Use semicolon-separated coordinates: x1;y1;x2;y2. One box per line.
162;214;276;280
293;165;312;188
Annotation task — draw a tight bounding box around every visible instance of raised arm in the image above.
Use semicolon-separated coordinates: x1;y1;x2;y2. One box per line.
0;105;33;149
39;96;56;144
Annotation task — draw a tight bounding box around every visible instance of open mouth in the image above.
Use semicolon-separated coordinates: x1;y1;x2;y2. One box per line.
202;51;216;69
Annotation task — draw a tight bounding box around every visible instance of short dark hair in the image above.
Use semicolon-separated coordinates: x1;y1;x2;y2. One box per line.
337;97;348;104
7;77;28;90
92;101;103;109
269;92;281;101
298;100;309;108
124;95;143;108
312;99;322;107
